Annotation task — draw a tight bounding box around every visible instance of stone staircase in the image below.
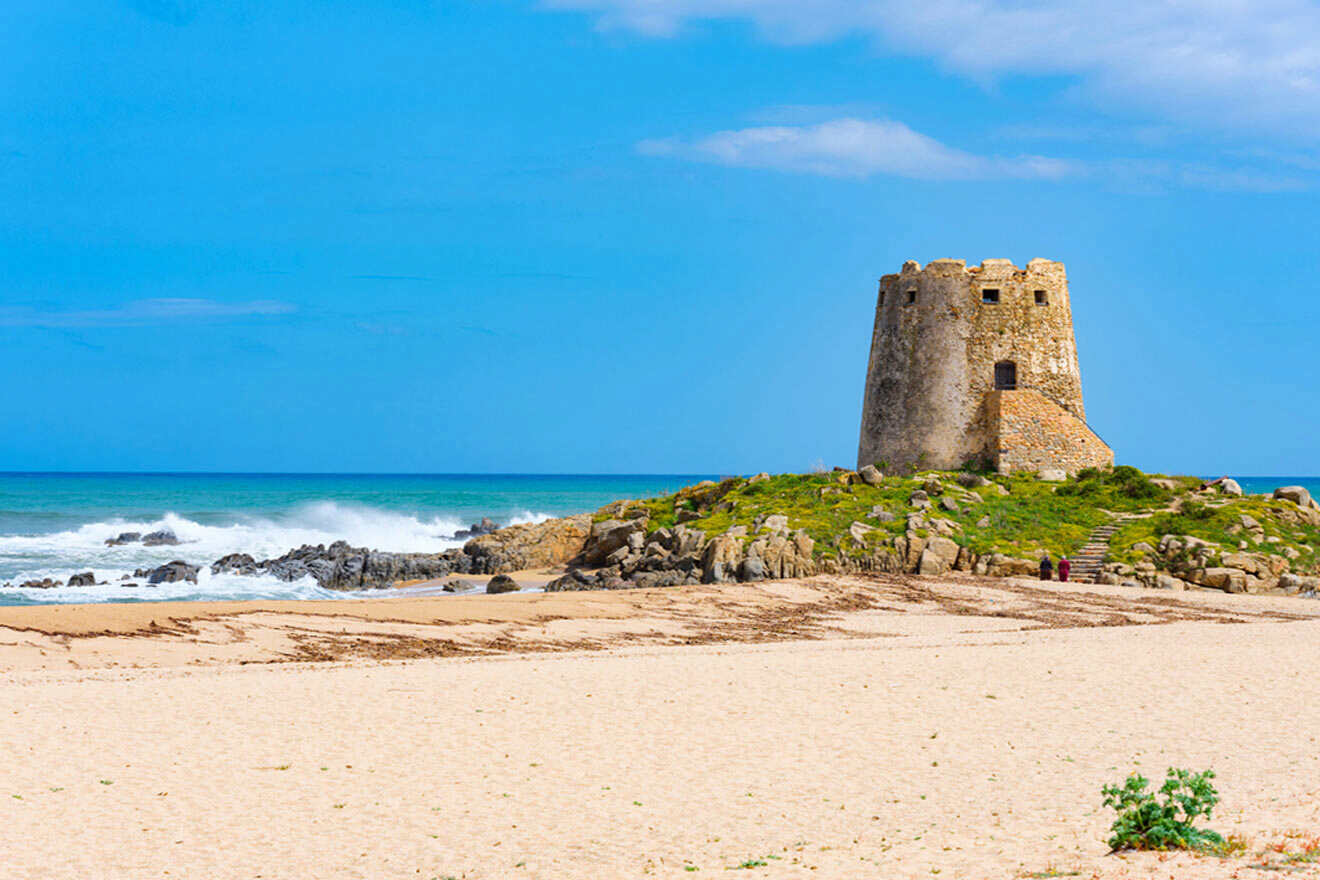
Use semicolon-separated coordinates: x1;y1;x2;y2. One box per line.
1069;517;1132;583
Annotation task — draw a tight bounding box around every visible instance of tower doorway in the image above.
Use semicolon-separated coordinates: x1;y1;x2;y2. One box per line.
994;361;1017;391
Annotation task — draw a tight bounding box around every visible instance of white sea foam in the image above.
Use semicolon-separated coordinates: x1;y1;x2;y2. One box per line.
0;501;556;604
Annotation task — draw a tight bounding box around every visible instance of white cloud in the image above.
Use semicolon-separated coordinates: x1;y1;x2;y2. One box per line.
545;0;1320;140
639;117;1077;179
0;298;296;328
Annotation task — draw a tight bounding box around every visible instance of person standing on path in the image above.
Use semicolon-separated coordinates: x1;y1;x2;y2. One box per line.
1058;556;1071;582
1039;555;1054;581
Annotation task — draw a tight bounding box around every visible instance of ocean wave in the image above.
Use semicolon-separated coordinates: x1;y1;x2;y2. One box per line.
0;501;556;603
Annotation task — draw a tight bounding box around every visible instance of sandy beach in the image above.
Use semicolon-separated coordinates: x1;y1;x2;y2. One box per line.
4;574;1320;878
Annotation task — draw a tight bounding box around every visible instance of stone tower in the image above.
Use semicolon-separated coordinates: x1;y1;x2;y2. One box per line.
857;258;1112;475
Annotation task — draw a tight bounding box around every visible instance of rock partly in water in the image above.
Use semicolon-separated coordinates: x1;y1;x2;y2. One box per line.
142;561;199;584
66;572;97;587
453;517;499;540
486;574;519;594
20;579;62;589
142;529;181;547
104;532;141;547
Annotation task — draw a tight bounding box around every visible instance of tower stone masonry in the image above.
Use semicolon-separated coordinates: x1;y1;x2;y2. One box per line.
857;258;1113;475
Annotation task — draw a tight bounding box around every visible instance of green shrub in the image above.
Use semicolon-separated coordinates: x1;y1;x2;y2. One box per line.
1055;465;1170;509
1102;768;1224;853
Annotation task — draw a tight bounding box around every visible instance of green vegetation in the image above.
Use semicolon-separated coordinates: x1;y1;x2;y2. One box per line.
1102;768;1224;853
594;466;1317;580
610;470;1119;561
1111;496;1320;573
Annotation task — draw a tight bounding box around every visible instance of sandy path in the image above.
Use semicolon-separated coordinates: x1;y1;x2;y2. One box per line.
3;576;1320;878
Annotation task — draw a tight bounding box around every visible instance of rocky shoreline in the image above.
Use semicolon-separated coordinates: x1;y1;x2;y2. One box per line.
8;471;1320;598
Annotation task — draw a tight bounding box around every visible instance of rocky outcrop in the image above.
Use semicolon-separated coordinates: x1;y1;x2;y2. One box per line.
139;561;199;584
465;514;592;574
142;529;181;547
105;532;141;547
453;518;498;540
66;572;97;587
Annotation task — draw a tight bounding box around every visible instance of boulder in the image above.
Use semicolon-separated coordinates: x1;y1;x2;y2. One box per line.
1154;574;1187;591
453;517;499;539
1217;478;1244;496
444;579;478;593
104;532;141;547
702;533;744;584
857;465;884;487
849;521;877;544
142;529;181;547
917;536;961;575
211;553;257;576
748;472;770;484
145;561;199;584
1279;573;1320;594
908;490;931;509
761;514;789;534
955;473;992;488
739;552;766;582
20;579;61;589
939;497;960;513
1039;468;1067;482
485;574;519;594
468;514;592;572
869;507;895;522
1150;478;1179;491
66;572;96;587
975;516;991;528
1197;567;1248;593
982;554;1038;578
1275;486;1317;509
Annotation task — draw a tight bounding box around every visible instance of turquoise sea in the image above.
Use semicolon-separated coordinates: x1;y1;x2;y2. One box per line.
0;473;1315;606
0;473;712;605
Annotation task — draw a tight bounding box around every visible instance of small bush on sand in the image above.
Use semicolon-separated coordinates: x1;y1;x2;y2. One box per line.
1102;768;1224;852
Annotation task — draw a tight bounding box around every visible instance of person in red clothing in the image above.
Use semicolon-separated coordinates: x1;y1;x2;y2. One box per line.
1058;556;1071;582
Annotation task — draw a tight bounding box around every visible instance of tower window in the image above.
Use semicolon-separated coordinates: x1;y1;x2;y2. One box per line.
1034;290;1048;306
906;290;917;305
994;361;1017;391
982;288;1000;304
879;291;886;307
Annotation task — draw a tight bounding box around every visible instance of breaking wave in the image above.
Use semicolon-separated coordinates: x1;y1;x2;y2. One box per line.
0;501;553;605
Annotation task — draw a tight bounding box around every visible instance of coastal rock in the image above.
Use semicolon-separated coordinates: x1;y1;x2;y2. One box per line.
66;572;96;587
917;536;960;575
857;465;883;486
104;532;141;547
748;472;770;484
211;553;258;576
577;518;641;568
1280;573;1320;594
142;529;181;547
1217;478;1244;496
485;574;519;594
1155;574;1188;591
453;517;499;540
1196;567;1248;593
467;514;592;573
1274;486;1318;509
20;579;61;589
145;561;199;584
444;579;478;593
702;534;744;584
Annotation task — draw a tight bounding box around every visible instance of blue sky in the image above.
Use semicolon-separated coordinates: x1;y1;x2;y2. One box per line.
2;0;1318;475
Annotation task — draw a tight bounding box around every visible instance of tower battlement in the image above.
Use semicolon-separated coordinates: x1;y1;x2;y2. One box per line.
857;258;1111;474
